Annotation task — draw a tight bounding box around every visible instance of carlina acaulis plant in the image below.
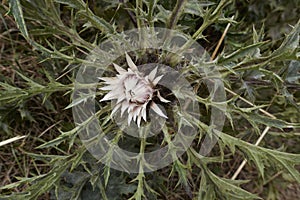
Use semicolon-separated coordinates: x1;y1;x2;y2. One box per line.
0;0;300;200
99;53;170;127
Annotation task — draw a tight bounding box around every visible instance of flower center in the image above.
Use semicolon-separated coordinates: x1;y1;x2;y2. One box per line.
124;75;153;104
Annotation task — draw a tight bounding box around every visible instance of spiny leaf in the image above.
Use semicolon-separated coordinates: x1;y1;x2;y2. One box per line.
53;0;85;9
36;126;79;149
218;41;268;64
286;60;300;84
203;166;261;199
8;0;29;39
184;0;215;17
269;19;300;60
219;131;300;182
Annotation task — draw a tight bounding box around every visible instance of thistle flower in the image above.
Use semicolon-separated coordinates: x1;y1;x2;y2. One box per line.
99;53;170;127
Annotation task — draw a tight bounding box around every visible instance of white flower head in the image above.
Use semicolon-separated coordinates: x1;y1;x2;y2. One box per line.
99;53;170;127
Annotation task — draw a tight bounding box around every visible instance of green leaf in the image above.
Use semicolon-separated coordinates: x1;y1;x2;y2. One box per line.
218;41;268;64
286;60;300;84
36;126;79;149
0;174;47;190
8;0;29;39
53;0;85;9
270;19;300;60
75;2;115;34
219;131;300;183
184;0;215;17
248;113;298;129
204;166;261;199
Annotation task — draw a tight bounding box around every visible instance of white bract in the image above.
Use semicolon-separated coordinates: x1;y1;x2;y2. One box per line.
99;53;169;127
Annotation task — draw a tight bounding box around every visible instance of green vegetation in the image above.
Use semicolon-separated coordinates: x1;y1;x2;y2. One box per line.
0;0;299;199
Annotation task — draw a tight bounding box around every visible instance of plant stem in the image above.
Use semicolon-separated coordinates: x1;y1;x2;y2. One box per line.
209;14;277;180
0;136;26;147
231;126;271;180
136;0;146;29
211;16;234;60
167;0;187;30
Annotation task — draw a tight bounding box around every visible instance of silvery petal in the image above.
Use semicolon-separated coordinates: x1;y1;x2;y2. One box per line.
142;106;147;121
133;107;138;122
150;102;168;118
114;86;125;95
117;74;128;79
144;75;149;82
113;63;126;74
125;53;138;71
100;85;116;90
98;77;117;82
100;91;118;101
148;67;158;81
128;112;133;125
137;115;142;128
124;76;138;90
128;102;135;112
157;90;170;103
121;101;129;116
127;68;134;74
117;94;126;104
111;103;121;116
136;106;143;122
132;84;148;96
125;90;131;100
152;75;163;86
